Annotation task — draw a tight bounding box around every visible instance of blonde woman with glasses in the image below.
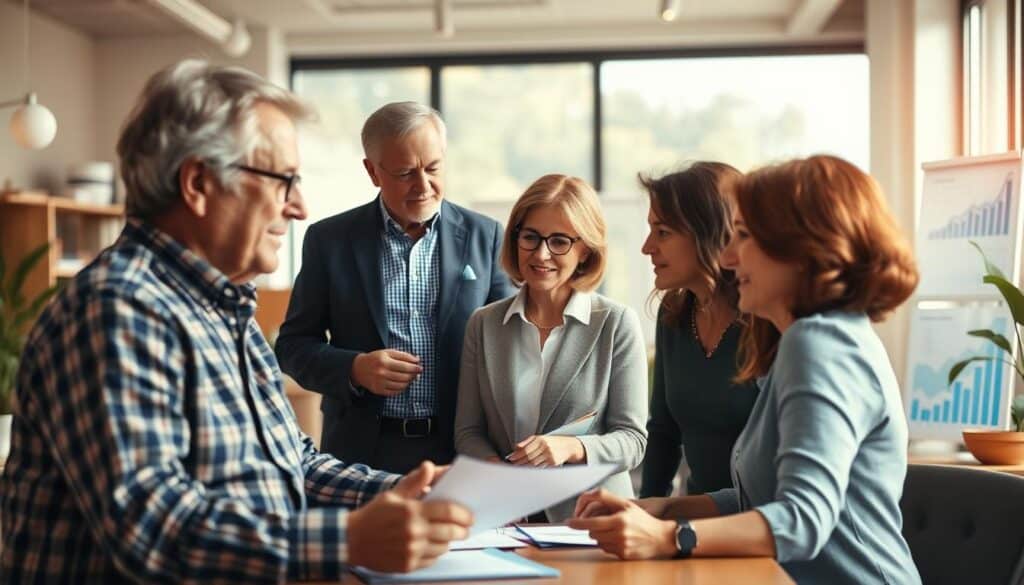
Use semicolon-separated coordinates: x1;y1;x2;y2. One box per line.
454;174;648;522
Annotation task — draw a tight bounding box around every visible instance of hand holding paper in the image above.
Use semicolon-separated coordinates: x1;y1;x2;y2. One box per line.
504;410;599;466
506;435;584;466
347;491;473;573
393;460;447;498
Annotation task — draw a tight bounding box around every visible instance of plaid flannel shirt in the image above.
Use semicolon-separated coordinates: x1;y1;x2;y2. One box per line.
0;219;400;583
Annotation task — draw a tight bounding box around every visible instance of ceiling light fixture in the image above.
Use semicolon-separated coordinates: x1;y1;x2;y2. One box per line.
144;0;252;57
435;0;454;37
660;0;679;22
1;0;57;150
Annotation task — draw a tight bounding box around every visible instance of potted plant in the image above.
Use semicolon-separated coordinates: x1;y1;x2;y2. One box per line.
0;243;57;459
948;242;1024;464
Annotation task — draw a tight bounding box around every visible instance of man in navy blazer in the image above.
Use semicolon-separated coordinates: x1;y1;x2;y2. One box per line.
276;102;513;473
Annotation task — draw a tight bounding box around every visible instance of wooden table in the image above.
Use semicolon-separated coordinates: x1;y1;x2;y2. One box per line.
332;547;795;584
909;453;1024;477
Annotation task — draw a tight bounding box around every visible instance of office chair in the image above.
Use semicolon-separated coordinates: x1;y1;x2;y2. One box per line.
900;464;1024;585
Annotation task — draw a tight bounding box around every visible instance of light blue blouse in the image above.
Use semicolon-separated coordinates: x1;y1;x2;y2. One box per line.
709;311;920;584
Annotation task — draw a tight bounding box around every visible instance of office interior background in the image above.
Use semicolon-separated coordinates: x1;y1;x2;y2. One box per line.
0;0;1016;431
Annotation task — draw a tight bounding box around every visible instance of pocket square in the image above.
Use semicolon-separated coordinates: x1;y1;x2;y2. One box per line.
461;264;478;281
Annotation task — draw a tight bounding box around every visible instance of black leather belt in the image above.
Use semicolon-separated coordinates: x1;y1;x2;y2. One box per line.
380;416;435;438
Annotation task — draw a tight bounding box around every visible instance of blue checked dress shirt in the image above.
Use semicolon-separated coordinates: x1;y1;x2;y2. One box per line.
379;199;440;419
0;219;400;583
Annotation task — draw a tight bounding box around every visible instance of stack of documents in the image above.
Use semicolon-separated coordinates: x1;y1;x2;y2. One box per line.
350;549;558;583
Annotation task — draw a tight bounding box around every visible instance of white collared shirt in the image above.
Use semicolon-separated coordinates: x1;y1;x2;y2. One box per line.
502;287;592;442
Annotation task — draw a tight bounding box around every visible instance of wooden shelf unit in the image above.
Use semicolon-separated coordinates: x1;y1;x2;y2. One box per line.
0;191;125;311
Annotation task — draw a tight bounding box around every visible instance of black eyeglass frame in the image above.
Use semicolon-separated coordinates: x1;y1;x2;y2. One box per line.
514;226;582;256
231;164;301;202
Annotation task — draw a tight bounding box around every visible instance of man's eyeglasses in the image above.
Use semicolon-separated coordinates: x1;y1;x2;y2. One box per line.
231;164;301;202
515;227;581;256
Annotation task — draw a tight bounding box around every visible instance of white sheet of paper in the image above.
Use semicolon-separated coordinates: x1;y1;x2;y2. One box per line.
448;528;528;551
424;456;616;535
516;525;598;547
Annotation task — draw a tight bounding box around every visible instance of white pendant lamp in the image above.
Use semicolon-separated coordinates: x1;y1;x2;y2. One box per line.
2;0;58;150
4;93;57;150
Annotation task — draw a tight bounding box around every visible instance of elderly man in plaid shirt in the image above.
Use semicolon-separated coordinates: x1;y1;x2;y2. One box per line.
0;60;472;583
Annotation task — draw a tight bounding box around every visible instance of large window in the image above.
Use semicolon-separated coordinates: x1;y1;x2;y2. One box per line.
290;49;869;342
601;55;870;192
443;63;594;203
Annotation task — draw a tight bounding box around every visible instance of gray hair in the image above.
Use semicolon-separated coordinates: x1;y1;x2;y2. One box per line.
360;101;447;161
117;59;316;218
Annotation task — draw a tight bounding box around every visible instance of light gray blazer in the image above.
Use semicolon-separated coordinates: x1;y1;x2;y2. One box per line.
454;292;649;521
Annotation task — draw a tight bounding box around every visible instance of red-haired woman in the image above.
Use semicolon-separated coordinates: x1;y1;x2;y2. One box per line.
571;155;921;585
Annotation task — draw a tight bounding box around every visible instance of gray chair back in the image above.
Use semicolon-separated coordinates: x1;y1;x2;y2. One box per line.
901;464;1024;585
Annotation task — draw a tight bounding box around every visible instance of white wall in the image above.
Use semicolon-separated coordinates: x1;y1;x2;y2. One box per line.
0;3;96;194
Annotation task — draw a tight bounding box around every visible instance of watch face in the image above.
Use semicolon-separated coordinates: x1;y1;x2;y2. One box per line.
676;521;697;557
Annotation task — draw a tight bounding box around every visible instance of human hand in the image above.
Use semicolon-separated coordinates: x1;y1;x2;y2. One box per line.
574;491;672;519
347;492;473;572
567;489;679;560
351;349;422;396
505;435;584;467
393;460;448;499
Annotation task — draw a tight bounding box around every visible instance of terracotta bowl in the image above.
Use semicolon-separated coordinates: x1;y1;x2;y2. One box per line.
962;430;1024;465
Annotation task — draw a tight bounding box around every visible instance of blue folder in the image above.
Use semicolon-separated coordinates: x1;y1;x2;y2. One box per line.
350;548;560;584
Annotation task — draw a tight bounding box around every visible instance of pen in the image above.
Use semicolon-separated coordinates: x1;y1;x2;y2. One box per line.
511;523;542;548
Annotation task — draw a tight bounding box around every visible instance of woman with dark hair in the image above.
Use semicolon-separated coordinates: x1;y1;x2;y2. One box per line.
638;163;758;498
571;155;921;585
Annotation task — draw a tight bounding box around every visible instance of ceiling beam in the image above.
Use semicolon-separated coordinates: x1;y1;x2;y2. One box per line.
288;18;864;57
302;0;547;16
786;0;844;36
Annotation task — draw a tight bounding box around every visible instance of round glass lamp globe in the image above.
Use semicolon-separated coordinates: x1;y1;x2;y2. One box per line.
10;101;57;149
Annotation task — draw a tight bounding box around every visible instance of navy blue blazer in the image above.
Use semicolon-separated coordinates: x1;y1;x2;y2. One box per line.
275;197;514;465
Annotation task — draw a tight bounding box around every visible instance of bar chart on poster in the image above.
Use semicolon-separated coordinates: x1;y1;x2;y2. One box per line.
905;305;1014;439
926;174;1013;240
917;153;1024;298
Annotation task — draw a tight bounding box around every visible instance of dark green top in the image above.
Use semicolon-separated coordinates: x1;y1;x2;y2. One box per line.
639;303;758;497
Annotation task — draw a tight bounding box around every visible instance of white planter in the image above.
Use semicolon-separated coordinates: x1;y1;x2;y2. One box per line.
0;414;11;460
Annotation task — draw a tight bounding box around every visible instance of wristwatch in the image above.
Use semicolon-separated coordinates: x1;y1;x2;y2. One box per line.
674;520;697;559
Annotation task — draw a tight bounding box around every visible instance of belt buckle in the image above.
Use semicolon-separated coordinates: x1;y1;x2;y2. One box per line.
402;418;430;438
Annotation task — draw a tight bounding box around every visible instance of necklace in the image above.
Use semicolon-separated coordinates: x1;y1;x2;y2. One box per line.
690;301;734;359
530;318;562;330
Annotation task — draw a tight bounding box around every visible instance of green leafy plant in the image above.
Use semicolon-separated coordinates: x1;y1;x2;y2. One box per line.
0;243;57;415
